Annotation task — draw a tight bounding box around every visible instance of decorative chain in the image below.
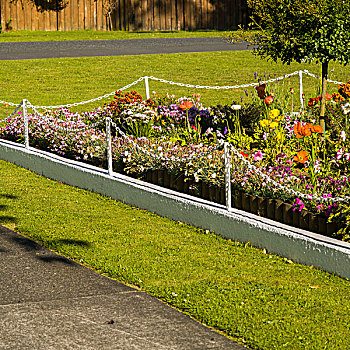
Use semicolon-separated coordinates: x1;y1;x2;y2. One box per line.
147;71;301;90
303;70;344;85
0;101;23;123
0;70;346;110
30;77;146;110
228;144;350;203
0;100;20;107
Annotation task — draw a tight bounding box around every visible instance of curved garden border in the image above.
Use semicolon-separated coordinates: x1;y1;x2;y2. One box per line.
1;138;349;280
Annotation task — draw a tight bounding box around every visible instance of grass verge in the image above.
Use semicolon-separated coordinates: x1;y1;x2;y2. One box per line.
0;51;349;119
0;29;229;42
0;159;349;350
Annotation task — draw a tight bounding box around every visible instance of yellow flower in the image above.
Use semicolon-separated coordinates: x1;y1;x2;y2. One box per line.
259;119;270;127
269;121;279;129
276;131;283;142
269;109;280;119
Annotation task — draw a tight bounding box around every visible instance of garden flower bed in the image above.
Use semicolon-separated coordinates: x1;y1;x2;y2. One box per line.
1;80;350;241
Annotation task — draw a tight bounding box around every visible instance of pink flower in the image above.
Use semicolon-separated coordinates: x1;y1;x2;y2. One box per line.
253;150;264;161
336;148;343;160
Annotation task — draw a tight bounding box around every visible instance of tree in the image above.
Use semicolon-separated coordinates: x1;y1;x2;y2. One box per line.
231;0;350;131
10;0;68;12
102;0;117;31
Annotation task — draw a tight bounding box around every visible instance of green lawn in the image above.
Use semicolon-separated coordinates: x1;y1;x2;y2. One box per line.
0;159;349;350
0;29;229;42
0;51;349;120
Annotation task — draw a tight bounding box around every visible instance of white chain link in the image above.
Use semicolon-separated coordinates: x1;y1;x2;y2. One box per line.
110;120;223;162
30;77;146;110
0;70;345;111
0;100;20;107
0;101;23;123
228;144;350;203
303;70;345;85
148;71;301;90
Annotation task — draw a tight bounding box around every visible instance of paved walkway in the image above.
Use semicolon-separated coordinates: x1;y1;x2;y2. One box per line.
0;225;246;349
0;37;251;60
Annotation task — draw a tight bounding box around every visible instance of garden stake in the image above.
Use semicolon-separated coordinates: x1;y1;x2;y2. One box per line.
145;76;150;99
224;142;232;211
106;116;113;176
23;99;29;150
299;70;304;111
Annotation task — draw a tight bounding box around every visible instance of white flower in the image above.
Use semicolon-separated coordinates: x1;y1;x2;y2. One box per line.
211;173;217;178
340;131;346;141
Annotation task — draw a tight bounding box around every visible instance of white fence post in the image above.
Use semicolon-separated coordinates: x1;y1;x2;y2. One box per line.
106;116;113;176
145;76;150;99
23;99;29;150
299;70;304;111
224;142;232;211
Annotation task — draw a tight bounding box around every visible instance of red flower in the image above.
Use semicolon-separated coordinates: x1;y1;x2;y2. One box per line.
265;96;274;105
240;151;248;158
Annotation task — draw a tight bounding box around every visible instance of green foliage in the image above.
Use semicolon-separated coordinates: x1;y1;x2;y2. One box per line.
244;0;350;66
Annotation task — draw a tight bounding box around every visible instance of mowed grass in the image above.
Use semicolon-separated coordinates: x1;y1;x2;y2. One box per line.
0;29;229;42
0;51;349;119
0;159;349;349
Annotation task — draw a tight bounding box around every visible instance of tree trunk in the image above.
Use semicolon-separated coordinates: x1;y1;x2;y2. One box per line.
320;61;329;135
109;12;114;31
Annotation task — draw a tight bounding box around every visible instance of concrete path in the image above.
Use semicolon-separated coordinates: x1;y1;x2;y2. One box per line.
0;37;251;60
0;224;246;349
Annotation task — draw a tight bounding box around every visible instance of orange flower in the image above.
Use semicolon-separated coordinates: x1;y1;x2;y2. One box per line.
179;100;194;111
310;124;323;133
294;122;312;138
294;150;308;164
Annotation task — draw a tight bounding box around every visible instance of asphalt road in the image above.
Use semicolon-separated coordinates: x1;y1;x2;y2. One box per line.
0;37;251;60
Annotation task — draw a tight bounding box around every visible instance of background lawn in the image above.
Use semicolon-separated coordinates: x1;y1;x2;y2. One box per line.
0;29;229;42
0;51;349;120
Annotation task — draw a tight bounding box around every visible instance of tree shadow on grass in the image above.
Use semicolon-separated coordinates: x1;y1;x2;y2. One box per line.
37;238;92;264
0;193;17;200
0;215;17;224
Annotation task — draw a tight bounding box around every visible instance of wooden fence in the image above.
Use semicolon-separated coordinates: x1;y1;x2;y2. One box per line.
0;0;248;32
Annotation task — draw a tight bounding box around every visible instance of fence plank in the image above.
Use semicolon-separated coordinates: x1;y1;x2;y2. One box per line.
135;0;142;31
153;0;159;30
0;0;246;32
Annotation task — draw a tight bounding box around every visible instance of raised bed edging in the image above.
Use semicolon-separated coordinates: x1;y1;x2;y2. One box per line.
1;139;350;280
144;170;339;236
